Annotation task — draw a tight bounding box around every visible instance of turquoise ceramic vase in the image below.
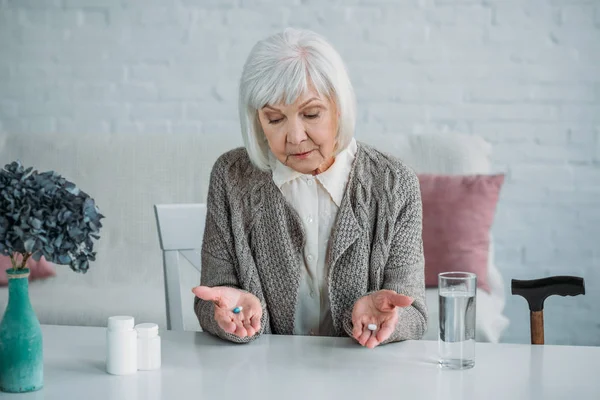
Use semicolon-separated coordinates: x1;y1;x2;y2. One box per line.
0;268;44;393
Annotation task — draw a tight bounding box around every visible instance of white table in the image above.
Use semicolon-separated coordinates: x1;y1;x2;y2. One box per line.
3;325;599;400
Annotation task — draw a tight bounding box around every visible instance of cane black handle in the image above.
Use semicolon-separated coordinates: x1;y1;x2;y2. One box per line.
511;276;585;312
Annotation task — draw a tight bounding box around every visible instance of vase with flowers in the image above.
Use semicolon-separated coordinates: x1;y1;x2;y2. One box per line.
0;161;104;393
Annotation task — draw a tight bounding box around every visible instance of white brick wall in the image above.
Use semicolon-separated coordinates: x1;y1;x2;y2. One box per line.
1;0;599;346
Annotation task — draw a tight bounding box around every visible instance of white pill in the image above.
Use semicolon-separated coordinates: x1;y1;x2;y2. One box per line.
367;324;377;331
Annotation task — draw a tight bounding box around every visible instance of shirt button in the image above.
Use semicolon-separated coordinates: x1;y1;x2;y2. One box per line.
307;255;313;262
310;290;316;298
307;179;313;186
306;215;313;223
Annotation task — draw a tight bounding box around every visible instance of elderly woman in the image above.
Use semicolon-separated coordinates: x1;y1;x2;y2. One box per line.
192;28;427;349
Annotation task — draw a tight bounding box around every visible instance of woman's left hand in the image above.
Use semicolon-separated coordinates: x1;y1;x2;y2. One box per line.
351;289;414;349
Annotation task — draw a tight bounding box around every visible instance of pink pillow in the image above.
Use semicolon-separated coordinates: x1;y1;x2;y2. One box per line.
418;174;505;293
0;254;56;286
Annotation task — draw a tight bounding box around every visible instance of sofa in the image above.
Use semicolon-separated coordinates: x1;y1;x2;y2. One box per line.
0;131;509;342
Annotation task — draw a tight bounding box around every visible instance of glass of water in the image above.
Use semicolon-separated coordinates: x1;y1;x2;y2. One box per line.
438;272;477;369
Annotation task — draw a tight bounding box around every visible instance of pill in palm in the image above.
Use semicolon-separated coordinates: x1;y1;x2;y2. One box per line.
367;324;377;331
233;306;243;314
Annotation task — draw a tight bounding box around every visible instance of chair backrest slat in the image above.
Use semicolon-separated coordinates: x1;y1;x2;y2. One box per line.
154;203;207;331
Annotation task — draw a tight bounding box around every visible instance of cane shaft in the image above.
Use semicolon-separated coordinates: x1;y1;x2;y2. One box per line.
530;311;544;345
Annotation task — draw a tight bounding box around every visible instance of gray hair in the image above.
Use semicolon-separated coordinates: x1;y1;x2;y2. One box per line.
238;28;357;171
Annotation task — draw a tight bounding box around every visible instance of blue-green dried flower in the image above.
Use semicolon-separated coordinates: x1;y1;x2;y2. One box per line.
0;161;104;273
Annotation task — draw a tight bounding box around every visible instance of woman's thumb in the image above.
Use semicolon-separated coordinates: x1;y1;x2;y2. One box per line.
390;293;414;308
193;286;229;308
192;286;215;301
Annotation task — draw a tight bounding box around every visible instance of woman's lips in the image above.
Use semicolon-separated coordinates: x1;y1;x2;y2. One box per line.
292;150;314;159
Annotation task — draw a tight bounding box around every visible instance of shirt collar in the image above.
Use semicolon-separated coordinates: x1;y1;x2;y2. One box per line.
316;138;357;207
270;153;304;188
270;138;358;207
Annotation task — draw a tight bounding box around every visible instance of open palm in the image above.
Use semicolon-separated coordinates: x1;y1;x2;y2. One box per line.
192;286;262;338
351;290;413;349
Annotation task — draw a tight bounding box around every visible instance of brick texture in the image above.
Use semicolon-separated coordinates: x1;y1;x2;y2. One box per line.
0;0;598;346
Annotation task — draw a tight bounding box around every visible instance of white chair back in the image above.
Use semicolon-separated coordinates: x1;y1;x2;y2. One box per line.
154;203;206;331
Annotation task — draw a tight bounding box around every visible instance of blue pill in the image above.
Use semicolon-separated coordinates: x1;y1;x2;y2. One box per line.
233;306;242;314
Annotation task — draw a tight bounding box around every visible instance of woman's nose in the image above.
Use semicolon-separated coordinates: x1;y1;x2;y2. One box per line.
287;119;308;145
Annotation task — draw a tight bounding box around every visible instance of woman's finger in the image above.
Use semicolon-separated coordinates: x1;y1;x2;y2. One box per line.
243;319;255;337
375;318;396;343
215;310;237;333
192;286;231;309
219;320;237;334
244;296;262;332
250;313;261;332
358;325;372;347
192;286;217;302
233;320;248;338
352;318;363;340
233;315;248;338
389;293;413;308
365;329;380;349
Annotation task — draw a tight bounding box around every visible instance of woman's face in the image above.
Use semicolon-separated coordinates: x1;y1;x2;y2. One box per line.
258;84;338;175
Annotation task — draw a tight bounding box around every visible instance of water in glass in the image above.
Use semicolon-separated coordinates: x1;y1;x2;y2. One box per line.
438;288;476;369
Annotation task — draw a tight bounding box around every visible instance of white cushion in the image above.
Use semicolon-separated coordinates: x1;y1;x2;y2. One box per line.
359;132;493;175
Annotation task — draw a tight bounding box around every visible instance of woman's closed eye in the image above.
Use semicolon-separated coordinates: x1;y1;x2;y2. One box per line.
303;106;322;120
268;113;319;124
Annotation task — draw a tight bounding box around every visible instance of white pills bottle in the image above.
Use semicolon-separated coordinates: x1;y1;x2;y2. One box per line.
106;316;138;375
135;323;161;370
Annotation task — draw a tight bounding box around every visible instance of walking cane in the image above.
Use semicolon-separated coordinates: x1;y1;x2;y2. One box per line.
511;276;585;345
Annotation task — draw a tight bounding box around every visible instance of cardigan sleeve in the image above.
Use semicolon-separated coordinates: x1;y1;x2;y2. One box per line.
193;157;270;343
342;171;428;344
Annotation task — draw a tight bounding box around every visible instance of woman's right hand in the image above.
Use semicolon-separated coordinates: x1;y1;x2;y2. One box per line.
192;286;262;338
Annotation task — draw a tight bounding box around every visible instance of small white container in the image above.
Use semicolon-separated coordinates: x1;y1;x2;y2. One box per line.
135;323;161;371
106;316;138;375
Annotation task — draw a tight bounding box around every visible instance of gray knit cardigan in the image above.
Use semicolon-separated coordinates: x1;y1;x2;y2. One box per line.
194;141;428;344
